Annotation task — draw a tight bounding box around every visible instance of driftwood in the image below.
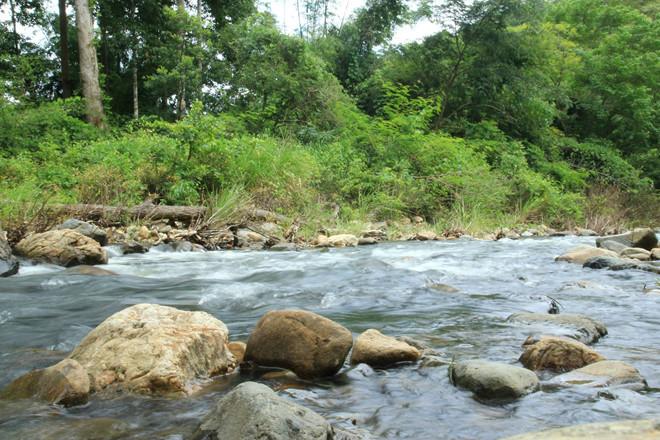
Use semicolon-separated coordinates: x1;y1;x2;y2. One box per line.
47;203;208;224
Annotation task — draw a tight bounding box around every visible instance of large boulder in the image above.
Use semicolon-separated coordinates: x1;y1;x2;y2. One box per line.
245;310;353;379
15;230;108;267
192;382;332;440
54;218;107;246
0;359;90;406
350;329;421;367
548;360;647;390
555;245;617;265
502;419;660;440
0;229;19;277
507;313;608;344
596;228;658;251
519;336;605;372
69;304;236;395
449;360;540;399
327;234;358;248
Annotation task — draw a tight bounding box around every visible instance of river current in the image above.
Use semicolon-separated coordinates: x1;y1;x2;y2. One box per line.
0;236;658;439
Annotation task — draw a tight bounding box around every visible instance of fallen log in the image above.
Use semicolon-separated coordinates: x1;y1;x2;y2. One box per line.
47;203;208;224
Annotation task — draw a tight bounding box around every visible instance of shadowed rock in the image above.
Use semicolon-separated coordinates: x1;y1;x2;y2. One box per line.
596;228;658;251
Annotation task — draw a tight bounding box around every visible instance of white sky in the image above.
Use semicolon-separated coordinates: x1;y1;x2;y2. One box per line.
1;0;439;46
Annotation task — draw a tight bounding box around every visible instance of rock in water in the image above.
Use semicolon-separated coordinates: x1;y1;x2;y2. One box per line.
598;240;629;254
54;218;108;246
620;247;652;260
449;360;539;399
228;341;247;365
555;245;617;265
548;360;647;390
502;419;660;440
351;329;421;367
245;310;353;379
192;382;332;440
507;313;608;344
596;228;658;251
1;359;90;406
328;234;359;247
652;248;660;260
69;304;236;395
519;336;605;372
15;230;108;267
0;230;18;277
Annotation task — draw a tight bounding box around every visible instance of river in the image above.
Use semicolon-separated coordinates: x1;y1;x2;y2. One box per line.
0;236;658;439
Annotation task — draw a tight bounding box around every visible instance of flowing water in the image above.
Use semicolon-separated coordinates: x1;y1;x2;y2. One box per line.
0;236;659;439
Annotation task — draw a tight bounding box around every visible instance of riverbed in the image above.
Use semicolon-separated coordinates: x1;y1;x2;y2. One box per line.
0;236;658;439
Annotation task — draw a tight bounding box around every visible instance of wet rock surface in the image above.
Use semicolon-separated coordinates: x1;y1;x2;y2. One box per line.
449;360;540;399
245;310;353;379
507;313;608;344
519;336;605;372
548;360;647;390
350;329;420;367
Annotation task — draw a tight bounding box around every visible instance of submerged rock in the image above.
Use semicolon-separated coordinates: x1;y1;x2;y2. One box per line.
15;230;108;267
555;245;617;265
449;360;540;399
519;336;605;372
245;310;353;379
507;312;608;344
548;360;647;390
1;359;90;406
596;228;658;251
350;329;420;367
502;419;660;440
192;382;332;440
69;303;236;395
54;219;107;246
0;230;19;277
62;265;117;276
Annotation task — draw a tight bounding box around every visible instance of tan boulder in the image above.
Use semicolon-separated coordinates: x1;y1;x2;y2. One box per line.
1;359;90;406
15;230;108;267
350;329;420;367
69;304;236;395
519;336;605;372
327;234;358;247
414;231;437;241
245;310;353;379
502;419;660;440
549;360;647;390
555;245;617;265
620;247;651;260
651;248;660;260
228;341;247;364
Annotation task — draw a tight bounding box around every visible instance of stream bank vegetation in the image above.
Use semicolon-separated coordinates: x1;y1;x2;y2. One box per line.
1;0;658;242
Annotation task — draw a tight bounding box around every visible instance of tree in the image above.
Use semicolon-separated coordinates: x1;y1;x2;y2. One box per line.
74;0;105;127
59;0;72;98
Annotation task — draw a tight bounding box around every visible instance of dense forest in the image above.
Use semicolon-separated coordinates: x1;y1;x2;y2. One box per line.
0;0;658;236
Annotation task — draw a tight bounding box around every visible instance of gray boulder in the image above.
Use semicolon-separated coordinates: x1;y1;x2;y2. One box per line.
54;219;108;246
584;256;660;274
0;229;18;277
596;228;658;251
599;240;628;254
449;360;539;399
507;313;607;344
192;382;332;440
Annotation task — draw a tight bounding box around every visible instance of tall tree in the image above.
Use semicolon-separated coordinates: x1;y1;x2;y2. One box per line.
58;0;72;98
74;0;105;127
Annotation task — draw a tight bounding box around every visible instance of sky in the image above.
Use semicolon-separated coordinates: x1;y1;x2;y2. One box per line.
1;0;440;46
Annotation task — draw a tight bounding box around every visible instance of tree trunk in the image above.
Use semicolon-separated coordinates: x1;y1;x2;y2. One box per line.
74;0;106;128
8;0;19;53
177;0;187;118
59;0;72;98
132;57;139;119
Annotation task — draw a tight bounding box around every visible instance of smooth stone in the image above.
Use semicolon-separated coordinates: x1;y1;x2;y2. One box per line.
15;230;108;267
228;341;246;364
62;265;117;276
555;245;617;265
596;228;658;251
449;360;540;399
236;229;267;248
245;310;353;379
599;240;629;254
70;304;236;395
548;360;647;390
0;359;90;406
54;218;108;246
620;247;651;260
358;237;378;246
507;313;608;344
350;329;420;367
414;231;437;241
192;382;332;440
519;336;605;372
502;419;660;440
327;234;358;247
652;248;660;260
